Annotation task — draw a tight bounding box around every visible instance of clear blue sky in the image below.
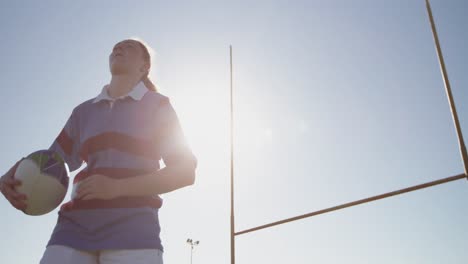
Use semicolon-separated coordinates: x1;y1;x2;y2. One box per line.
1;0;467;263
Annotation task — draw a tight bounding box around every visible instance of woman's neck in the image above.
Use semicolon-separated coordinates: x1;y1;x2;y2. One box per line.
108;75;140;98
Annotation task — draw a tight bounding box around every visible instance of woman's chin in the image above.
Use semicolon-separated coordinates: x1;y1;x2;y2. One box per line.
110;65;130;76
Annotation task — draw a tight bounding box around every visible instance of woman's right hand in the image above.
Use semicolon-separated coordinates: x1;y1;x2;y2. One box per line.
0;160;27;211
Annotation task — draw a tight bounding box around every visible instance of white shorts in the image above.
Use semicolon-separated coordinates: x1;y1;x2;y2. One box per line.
40;245;163;264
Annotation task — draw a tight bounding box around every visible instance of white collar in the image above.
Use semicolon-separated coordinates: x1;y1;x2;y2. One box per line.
93;81;148;103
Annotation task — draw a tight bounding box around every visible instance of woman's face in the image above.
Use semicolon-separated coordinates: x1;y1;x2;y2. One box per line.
109;40;148;77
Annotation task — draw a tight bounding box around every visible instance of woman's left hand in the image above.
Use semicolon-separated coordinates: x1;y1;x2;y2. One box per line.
75;174;122;200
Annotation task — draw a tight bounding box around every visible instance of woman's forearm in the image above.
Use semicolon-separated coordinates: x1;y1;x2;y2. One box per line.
117;162;196;197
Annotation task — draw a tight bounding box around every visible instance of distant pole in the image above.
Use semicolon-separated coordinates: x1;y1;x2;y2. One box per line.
186;238;199;264
425;0;468;179
230;45;236;264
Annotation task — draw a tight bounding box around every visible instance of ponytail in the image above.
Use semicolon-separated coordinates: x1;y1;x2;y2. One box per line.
142;75;158;92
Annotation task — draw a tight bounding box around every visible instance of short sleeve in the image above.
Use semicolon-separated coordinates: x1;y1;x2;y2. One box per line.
155;98;197;169
48;109;84;172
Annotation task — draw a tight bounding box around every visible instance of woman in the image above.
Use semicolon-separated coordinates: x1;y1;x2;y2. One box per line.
0;38;197;264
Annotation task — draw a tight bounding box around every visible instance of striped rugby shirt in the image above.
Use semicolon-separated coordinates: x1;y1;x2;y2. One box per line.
46;81;197;251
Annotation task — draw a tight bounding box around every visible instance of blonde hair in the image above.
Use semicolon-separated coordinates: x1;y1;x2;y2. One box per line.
128;37;159;92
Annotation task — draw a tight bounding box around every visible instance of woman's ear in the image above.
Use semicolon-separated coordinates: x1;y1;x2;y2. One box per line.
140;62;150;73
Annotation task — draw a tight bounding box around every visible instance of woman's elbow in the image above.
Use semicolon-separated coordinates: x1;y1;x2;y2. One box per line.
185;169;196;186
180;158;197;187
187;158;197;185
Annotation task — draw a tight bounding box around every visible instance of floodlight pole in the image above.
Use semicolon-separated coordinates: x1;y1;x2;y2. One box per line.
187;238;200;264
